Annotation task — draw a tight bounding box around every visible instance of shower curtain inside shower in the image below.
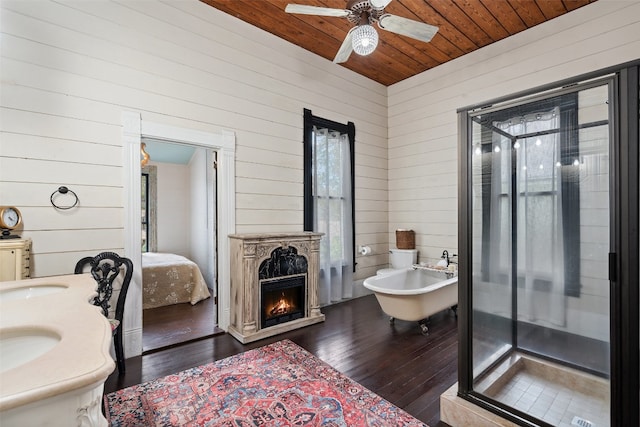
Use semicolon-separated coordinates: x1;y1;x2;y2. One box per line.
488;107;566;327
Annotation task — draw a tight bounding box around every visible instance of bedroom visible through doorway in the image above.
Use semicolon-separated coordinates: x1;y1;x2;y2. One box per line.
140;139;221;353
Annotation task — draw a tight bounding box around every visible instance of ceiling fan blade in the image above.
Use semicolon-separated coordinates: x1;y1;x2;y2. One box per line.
377;14;439;43
333;28;355;64
285;4;350;17
370;0;393;9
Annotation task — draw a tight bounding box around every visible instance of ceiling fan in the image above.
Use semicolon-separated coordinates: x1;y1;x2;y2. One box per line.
285;0;439;63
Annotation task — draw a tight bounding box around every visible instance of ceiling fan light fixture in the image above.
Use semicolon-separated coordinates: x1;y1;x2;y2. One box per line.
351;24;378;56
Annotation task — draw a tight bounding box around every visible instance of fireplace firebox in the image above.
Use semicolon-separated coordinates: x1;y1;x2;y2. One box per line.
261;274;305;328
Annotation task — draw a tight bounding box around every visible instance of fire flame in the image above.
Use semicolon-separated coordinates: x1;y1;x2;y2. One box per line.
269;292;293;316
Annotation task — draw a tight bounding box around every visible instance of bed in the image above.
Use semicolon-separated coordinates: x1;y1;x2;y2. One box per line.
142;252;211;310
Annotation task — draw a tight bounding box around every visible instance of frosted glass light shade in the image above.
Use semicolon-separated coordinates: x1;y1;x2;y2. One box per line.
352;25;378;56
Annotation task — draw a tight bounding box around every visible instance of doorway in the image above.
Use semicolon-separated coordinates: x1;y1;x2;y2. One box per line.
140;139;219;353
122;112;236;360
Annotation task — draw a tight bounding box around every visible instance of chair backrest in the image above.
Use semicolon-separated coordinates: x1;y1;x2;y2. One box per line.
74;252;133;321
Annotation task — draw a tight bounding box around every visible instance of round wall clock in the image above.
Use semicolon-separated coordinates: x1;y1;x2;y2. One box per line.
0;206;22;239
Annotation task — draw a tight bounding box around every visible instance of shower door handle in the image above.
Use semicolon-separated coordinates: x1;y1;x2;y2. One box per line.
609;252;617;282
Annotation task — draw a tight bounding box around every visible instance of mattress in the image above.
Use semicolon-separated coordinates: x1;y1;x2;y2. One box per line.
142;252;211;309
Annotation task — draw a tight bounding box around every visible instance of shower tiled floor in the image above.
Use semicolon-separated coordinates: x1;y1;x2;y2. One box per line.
492;369;609;426
477;354;609;427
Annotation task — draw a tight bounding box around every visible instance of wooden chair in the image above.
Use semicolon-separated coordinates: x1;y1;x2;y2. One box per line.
74;252;133;374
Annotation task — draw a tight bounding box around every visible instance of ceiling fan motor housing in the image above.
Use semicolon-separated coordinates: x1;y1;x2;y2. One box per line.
346;0;385;25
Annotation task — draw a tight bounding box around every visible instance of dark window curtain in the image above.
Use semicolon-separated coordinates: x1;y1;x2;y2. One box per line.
303;108;356;305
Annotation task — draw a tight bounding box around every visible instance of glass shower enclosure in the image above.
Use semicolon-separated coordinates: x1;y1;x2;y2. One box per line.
457;65;639;427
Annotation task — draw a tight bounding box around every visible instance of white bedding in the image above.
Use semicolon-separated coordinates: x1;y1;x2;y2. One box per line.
142;252;199;268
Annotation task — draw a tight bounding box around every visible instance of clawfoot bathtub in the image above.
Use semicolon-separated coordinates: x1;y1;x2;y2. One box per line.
363;267;458;334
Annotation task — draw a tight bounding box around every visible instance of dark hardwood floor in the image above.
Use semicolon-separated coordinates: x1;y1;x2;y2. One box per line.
142;295;222;353
106;294;458;426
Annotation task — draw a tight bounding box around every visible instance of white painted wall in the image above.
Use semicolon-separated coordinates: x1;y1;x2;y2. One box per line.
152;161;191;257
0;0;388;355
189;148;213;289
573;85;611;341
1;0;636;354
387;0;640;340
0;0;388;281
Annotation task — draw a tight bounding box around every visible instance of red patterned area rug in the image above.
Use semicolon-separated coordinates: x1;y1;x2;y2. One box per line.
105;339;428;426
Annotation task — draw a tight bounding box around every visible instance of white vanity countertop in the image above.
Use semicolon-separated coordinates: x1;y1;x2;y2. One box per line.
0;274;115;411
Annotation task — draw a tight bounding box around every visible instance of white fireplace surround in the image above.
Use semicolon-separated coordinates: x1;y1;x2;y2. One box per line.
228;232;325;343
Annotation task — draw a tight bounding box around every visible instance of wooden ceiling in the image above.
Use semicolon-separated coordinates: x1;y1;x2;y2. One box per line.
201;0;596;86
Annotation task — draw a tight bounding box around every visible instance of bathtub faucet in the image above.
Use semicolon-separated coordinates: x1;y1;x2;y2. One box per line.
441;250;449;266
441;251;459;267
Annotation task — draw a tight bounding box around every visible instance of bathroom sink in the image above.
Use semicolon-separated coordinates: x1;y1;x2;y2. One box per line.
0;284;68;303
0;328;61;373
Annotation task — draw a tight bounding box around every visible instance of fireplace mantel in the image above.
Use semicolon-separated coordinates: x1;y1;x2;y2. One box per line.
228;232;325;343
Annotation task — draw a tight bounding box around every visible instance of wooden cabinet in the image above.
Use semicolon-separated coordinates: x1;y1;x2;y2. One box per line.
0;238;31;281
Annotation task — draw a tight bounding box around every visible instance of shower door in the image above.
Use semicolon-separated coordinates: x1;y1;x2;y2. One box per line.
465;78;614;427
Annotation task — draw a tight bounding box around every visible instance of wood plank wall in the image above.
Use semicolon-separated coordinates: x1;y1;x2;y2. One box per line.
387;0;640;338
0;0;389;281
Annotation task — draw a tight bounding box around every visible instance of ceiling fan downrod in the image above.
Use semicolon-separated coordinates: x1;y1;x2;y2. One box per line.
345;0;384;25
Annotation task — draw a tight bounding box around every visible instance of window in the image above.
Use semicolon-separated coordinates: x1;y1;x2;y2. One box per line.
141;171;149;252
303;109;355;305
141;165;157;253
476;94;581;299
